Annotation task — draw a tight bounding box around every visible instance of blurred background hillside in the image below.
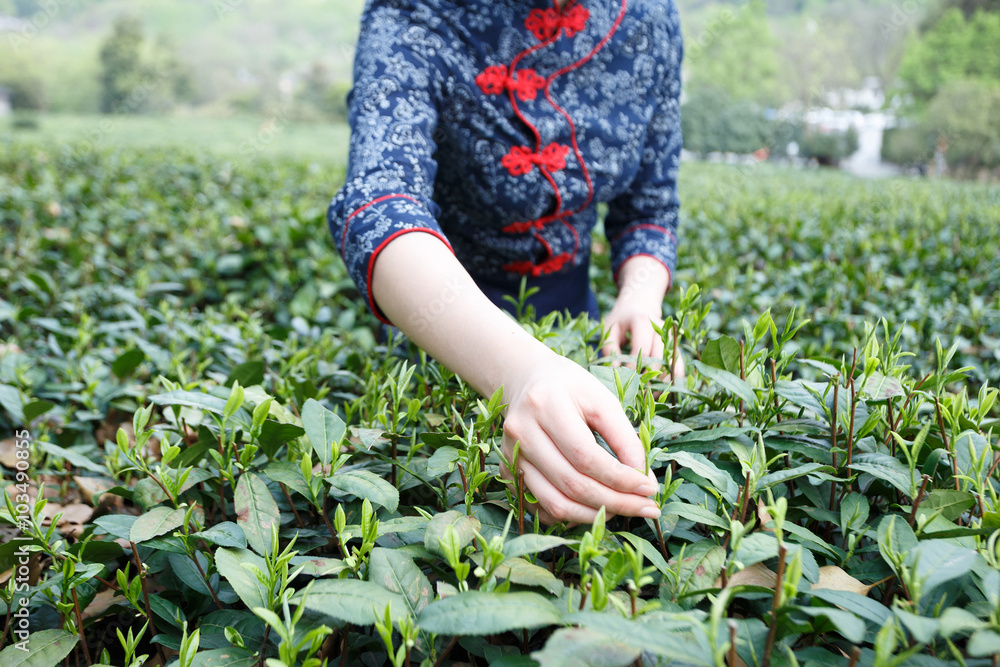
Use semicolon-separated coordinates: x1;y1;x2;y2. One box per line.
1;0;998;177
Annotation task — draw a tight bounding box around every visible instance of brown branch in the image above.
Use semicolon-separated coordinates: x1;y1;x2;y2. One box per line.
71;589;93;666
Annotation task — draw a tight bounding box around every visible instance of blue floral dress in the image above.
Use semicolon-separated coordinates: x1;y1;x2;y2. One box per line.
328;0;683;323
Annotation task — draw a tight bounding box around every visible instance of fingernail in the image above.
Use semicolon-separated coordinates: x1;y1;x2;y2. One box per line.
640;505;661;519
638;483;658;496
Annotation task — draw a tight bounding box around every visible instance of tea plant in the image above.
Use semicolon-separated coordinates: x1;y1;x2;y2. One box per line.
0;142;999;666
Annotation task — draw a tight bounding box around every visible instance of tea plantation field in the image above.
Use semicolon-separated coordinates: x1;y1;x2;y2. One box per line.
1;141;999;667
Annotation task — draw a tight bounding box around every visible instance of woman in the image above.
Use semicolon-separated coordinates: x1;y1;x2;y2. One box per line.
328;0;683;524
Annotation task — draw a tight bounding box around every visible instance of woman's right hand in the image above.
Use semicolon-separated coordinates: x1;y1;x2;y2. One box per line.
499;351;661;525
370;232;660;525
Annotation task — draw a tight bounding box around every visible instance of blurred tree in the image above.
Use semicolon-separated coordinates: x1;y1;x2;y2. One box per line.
681;86;779;156
925;79;1000;172
0;73;46;110
896;8;1000;107
98;14;144;113
684;1;786;106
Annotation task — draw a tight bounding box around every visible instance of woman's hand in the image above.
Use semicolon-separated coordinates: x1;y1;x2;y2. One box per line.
499;352;660;525
370;233;662;526
602;256;684;380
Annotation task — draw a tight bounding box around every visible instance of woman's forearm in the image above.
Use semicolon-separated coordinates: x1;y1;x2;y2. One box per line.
370;231;551;397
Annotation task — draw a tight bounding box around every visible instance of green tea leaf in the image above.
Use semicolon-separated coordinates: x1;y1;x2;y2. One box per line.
0;629;78;667
564;612;712;665
215;547;271;611
701;336;741;373
661;502;728;530
327;469;399;513
418;591;561;635
369;547;433;615
850;453;916;499
532;627;639;667
504;534;574;560
691;360;757;408
293;578;409;625
425;510;480;556
301;398;346;468
234;471;280;556
129;505;186;543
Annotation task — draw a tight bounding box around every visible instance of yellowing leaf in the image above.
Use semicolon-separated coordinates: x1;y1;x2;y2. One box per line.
715;563;776;590
813;565;875;596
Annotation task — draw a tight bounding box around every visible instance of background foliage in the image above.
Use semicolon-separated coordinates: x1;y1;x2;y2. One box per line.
1;142;999;666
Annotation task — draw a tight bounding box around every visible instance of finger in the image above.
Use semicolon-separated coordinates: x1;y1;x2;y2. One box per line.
519;458;610;524
631;318;664;361
527;392;656;496
582;381;649;473
517;422;661;515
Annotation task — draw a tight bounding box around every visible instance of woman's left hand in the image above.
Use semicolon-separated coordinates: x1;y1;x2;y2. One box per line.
601;255;685;379
602;300;665;363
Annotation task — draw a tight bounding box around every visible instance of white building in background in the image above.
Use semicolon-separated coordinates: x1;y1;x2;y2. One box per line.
825;77;886;112
0;87;11;116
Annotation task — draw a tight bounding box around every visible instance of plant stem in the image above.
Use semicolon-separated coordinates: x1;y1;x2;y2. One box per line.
0;606;11;654
738;339;745;427
935;397;960;491
280;482;307;528
191;545;225;610
770;358;781;423
390;437;398;487
908;474;931;527
762;543;787;667
434;636;459;667
848;646;861;667
846;376;857;471
653;516;668;562
129;541;166;665
886;398;896;454
340;624;350;667
258;626;271;667
829;379;840;512
70;589;93;666
517;469;526;536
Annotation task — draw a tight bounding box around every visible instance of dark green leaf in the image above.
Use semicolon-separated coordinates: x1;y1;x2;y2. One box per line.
369;547;433;615
0;629;78;667
226;360;265;388
234;471;280;555
327;469;399;513
418;591;561;635
112;348;145;379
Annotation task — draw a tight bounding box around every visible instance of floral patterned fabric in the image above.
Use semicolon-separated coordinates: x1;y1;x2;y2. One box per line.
328;0;683;323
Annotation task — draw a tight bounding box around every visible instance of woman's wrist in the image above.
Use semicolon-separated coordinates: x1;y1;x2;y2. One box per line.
614;255;669;316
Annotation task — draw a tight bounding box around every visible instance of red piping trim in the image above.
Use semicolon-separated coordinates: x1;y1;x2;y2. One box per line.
545;0;628;220
366;227;454;325
341;193;420;263
612;222;676;245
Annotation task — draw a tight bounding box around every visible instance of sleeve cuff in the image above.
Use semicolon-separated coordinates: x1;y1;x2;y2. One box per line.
610;223;677;288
